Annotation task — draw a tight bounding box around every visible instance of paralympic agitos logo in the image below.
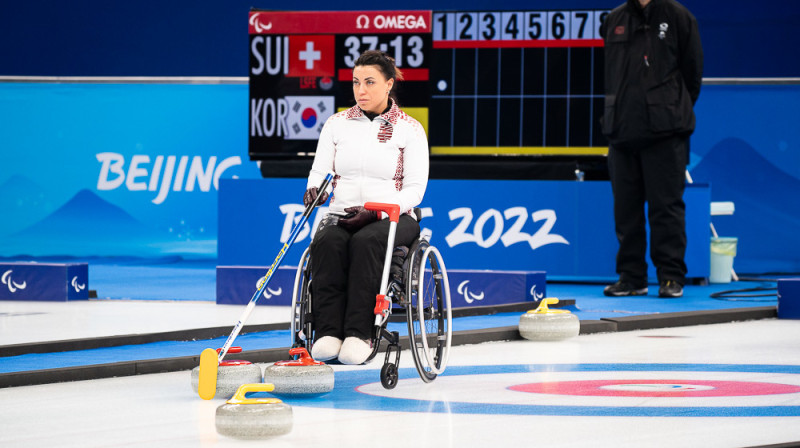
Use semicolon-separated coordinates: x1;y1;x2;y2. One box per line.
2;270;27;294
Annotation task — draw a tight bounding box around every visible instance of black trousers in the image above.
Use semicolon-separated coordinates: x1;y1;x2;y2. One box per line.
309;214;420;341
608;136;688;286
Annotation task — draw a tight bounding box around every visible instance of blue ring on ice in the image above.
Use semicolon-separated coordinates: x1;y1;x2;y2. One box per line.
276;364;800;417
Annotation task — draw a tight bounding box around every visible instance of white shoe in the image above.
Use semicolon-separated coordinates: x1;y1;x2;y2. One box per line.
311;336;342;361
337;337;372;365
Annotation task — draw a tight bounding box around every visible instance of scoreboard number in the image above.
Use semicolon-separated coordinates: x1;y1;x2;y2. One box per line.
570;12;589;39
478;12;500;40
456;13;478;40
500;12;523;40
547;12;568;40
526;12;546;40
595;11;609;39
433;13;452;40
343;35;425;67
433;10;607;41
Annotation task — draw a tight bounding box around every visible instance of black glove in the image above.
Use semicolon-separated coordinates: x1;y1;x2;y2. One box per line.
303;187;329;207
337;206;377;232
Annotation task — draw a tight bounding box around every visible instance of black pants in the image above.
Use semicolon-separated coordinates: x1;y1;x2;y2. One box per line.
608;136;688;286
309;214;420;341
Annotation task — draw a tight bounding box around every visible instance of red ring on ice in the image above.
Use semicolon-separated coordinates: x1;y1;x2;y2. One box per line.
509;380;800;397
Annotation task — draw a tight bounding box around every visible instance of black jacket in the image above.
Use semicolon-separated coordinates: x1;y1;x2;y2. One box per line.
601;0;703;147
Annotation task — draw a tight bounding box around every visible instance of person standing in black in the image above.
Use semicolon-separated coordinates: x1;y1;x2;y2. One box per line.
600;0;703;298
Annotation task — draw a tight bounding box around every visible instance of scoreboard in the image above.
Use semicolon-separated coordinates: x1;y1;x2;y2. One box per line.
248;9;609;160
248;10;431;157
430;11;607;155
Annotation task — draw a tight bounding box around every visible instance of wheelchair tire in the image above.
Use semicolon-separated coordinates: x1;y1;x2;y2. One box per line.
290;247;314;352
380;363;399;389
405;238;452;382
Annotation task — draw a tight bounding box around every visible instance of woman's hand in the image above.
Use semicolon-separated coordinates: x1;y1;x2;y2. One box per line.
303;187;329;207
337;206;377;231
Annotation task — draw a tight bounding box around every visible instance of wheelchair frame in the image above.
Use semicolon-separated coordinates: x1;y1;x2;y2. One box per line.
290;203;452;389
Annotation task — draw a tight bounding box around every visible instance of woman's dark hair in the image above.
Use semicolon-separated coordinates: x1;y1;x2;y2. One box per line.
354;50;404;91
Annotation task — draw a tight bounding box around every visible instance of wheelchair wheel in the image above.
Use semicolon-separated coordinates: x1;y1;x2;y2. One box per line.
290;247;313;351
380;363;399;389
405;238;452;382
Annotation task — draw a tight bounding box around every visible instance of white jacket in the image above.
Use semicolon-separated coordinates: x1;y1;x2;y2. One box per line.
307;101;429;218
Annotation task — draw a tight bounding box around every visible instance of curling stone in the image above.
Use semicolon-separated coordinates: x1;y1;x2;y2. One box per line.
191;347;263;398
262;347;335;396
216;383;293;439
519;297;580;341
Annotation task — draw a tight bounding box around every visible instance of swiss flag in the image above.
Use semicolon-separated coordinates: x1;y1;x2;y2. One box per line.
288;35;335;77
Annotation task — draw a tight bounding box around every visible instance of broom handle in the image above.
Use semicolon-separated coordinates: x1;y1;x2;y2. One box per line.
218;172;333;363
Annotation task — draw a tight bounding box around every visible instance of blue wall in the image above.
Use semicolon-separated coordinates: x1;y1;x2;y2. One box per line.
217;179;711;280
0;83;259;258
2;1;799;77
690;85;800;274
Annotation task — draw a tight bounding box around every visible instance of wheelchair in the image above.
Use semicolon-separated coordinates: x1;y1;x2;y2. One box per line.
290;203;452;389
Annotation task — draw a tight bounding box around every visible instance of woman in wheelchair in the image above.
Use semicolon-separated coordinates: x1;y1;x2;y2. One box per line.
303;50;430;365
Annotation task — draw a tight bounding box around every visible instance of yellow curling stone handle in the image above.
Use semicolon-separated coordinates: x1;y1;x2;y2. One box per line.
227;383;283;405
527;297;572;315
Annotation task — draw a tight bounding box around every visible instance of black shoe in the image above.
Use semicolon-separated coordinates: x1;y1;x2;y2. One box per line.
603;281;648;297
658;280;683;298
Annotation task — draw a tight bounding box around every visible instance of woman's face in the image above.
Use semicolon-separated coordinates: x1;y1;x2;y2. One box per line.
352;64;394;115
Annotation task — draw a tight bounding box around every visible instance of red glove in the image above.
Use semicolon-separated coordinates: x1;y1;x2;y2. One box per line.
303;187;329;207
337;206;377;232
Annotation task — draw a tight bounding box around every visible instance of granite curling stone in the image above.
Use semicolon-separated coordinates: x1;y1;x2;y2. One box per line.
262;347;335;396
191;347;263;398
519;297;580;341
215;383;293;439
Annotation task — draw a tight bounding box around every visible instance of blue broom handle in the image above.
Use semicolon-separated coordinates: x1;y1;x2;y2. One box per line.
218;172;333;362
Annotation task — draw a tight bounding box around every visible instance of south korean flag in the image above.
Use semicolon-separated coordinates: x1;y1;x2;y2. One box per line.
284;96;335;140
